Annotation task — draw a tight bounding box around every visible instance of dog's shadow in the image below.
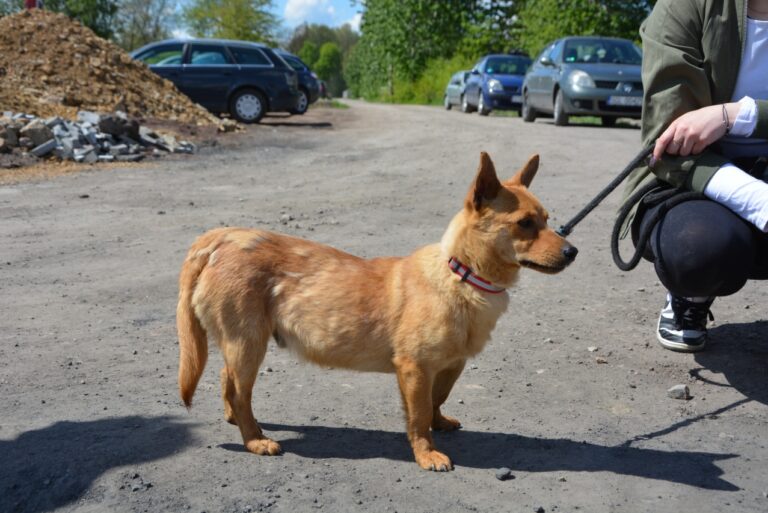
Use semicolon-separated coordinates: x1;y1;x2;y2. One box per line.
0;416;194;513
695;321;768;406
220;422;738;490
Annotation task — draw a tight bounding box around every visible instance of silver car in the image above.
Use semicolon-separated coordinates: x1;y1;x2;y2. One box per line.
521;36;643;126
443;70;470;111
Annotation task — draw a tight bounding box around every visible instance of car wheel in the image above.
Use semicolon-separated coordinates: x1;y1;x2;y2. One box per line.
521;90;536;122
229;89;266;124
291;89;309;115
444;94;452;110
601;116;617;127
478;94;490;116
461;94;473;113
553;89;569;126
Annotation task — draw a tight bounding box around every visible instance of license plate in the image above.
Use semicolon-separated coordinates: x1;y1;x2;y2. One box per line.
607;95;642;107
512;95;522;103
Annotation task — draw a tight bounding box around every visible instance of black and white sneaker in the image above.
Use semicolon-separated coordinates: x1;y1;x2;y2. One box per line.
656;294;715;352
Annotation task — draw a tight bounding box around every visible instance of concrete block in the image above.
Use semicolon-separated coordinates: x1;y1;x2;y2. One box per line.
30;138;57;157
116;153;145;162
20;119;54;147
77;111;101;125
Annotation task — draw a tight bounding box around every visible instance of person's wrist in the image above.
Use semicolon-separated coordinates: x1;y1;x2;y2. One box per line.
724;102;740;133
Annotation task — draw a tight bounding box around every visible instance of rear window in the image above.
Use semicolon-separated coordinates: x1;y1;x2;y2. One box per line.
229;47;272;66
135;44;184;65
189;45;233;65
484;57;531;75
563;39;642;65
281;55;307;71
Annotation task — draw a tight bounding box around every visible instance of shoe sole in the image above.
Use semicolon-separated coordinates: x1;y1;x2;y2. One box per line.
656;317;707;353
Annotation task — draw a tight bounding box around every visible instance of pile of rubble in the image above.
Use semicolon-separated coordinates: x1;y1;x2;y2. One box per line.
0;9;235;131
0;111;196;164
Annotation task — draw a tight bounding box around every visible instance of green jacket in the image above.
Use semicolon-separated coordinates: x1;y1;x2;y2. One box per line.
620;0;768;235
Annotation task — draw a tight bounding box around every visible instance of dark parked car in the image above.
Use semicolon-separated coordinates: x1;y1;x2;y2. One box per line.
443;70;470;110
521;36;643;126
131;38;300;123
462;53;532;115
274;49;321;114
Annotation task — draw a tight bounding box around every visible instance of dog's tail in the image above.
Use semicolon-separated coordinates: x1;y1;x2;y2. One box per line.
177;231;220;408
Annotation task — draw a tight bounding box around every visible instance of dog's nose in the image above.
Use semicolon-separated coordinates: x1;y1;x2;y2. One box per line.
562;245;578;261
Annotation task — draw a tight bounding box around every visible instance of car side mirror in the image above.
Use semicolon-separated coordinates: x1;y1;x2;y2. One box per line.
540;56;554;67
471;69;480;75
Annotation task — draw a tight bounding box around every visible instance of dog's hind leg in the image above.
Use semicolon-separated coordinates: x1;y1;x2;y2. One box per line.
220;334;281;455
394;356;453;471
431;360;465;432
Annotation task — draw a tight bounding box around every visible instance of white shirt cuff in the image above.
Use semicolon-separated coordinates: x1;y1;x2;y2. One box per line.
730;96;757;137
704;163;768;231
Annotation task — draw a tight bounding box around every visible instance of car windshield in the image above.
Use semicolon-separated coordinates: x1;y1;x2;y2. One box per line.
484;57;531;75
562;39;642;65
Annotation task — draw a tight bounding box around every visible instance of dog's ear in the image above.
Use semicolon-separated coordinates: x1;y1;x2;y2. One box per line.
466;152;502;211
506;154;539;188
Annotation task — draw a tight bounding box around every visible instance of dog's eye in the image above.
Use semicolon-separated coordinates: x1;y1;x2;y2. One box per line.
517;218;534;229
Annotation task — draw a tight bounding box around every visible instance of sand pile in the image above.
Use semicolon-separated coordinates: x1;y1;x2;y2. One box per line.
0;9;235;131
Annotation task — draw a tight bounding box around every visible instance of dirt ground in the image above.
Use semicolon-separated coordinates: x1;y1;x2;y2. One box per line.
1;101;767;513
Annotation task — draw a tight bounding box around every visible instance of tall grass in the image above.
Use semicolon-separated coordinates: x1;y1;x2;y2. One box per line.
384;55;476;105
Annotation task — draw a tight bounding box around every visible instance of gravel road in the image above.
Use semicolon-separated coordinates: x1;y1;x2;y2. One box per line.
1;101;767;513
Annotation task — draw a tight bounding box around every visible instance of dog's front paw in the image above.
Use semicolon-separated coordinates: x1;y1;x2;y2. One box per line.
416;450;453;472
245;438;282;456
432;414;461;431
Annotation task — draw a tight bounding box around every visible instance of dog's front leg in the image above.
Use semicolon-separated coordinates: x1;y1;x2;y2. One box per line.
394;356;453;471
431;360;465;431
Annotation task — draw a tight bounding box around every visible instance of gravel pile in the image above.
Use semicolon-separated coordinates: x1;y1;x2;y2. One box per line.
0;9;236;131
1;110;196;165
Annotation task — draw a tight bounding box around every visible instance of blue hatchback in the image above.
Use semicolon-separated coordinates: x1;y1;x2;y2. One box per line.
274;49;321;115
462;53;532;116
131;38;300;123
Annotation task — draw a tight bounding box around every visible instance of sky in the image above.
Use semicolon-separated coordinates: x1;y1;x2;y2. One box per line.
273;0;363;31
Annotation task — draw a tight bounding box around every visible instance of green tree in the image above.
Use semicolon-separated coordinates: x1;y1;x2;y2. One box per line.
518;0;653;56
314;42;344;96
183;0;277;45
114;0;177;51
298;40;319;68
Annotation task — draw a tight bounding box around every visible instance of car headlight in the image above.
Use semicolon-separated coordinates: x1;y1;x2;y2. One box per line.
568;70;595;89
488;79;503;93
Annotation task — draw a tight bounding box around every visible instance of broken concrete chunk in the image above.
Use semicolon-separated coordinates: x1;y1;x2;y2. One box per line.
20;119;54;146
30;138;57;157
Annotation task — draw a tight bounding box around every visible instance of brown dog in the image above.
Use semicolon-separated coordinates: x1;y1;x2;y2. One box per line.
177;152;576;471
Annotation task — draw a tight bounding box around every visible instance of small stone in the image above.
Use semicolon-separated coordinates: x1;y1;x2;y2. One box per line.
457;399;464;404
544;337;553;343
535;507;545;513
595;357;608;364
668;384;691;400
495;467;513;481
587;346;598;352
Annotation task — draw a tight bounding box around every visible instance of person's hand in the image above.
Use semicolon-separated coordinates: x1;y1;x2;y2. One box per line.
651;103;740;166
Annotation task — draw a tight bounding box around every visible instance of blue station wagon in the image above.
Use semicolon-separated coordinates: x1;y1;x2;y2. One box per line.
132;38;301;123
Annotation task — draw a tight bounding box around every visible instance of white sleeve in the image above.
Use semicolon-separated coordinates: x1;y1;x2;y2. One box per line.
704;164;768;232
729;96;757;137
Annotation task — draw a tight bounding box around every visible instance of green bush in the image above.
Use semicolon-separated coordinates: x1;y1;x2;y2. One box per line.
387;54;475;105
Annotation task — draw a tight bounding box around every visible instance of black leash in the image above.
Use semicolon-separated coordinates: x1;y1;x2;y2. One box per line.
555;145;707;272
556;145;654;237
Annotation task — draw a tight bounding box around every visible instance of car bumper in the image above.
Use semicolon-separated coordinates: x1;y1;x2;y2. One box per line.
562;89;642;117
487;91;523;109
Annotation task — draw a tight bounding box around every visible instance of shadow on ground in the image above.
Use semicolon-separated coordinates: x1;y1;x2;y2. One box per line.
220;422;738;491
693;321;768;406
0;416;194;513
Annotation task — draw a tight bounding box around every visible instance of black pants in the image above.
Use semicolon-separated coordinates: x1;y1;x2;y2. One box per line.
634;199;768;297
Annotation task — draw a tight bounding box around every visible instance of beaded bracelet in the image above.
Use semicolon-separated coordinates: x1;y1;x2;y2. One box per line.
722;103;731;135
